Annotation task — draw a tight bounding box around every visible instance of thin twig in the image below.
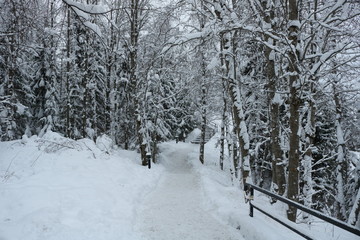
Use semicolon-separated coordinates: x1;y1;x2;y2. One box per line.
30;153;43;167
2;153;18;182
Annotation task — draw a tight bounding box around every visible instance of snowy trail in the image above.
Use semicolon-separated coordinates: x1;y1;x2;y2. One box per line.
134;142;246;240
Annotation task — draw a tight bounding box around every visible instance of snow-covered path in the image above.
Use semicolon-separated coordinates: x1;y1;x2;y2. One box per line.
134;142;246;240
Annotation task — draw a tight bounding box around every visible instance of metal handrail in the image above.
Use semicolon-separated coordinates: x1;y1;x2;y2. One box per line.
245;183;360;238
250;202;314;240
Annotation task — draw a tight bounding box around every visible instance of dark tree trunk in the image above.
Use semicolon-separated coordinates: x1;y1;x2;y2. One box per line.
286;0;301;222
65;6;71;138
129;0;146;165
199;61;207;165
219;89;227;171
260;0;286;196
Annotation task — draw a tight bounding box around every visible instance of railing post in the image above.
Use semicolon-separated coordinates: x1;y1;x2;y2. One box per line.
146;152;151;169
245;183;254;217
250;202;254;217
249;187;254;217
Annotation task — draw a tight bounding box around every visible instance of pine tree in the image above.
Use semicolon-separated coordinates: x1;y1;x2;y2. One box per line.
32;0;60;137
0;0;37;140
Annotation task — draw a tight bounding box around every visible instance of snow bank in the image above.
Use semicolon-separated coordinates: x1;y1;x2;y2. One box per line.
0;132;164;240
188;133;357;240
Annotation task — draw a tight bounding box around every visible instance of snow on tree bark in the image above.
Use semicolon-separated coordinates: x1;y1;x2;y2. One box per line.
348;189;360;228
286;0;301;222
333;81;347;221
198;1;207;165
259;0;286;196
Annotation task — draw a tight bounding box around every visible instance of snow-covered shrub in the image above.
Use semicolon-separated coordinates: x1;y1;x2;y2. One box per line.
96;134;114;153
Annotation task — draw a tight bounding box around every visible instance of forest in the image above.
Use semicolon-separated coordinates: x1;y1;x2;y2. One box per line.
0;0;359;227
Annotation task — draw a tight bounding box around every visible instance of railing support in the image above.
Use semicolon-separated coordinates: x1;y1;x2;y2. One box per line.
146;152;151;169
244;184;254;217
249;201;253;217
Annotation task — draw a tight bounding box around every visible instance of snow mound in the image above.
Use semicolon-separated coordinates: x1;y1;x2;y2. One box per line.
96;134;114;153
0;134;164;240
37;131;83;153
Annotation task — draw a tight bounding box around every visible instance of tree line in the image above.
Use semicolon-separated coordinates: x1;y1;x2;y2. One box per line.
0;0;199;160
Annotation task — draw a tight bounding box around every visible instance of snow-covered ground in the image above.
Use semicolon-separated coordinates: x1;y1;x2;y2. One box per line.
192;135;358;240
0;132;164;240
0;131;358;240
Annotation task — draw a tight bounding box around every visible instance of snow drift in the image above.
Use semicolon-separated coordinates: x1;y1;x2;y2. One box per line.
0;132;164;240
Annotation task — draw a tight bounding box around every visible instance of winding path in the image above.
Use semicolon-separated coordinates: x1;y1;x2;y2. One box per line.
134;142;245;240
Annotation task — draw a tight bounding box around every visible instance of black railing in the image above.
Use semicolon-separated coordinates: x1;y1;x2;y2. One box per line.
244;183;360;239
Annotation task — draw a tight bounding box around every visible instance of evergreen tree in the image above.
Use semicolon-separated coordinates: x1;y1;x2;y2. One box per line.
0;0;37;140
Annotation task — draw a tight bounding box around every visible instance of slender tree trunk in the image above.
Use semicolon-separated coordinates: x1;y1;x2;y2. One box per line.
105;11;115;137
136;107;147;166
219;31;229;171
230;42;250;187
220;33;238;178
45;0;57;134
348;189;360;227
65;6;71;138
215;2;250;184
301;1;318;221
227;128;235;183
151;116;158;164
262;4;286;194
199;82;207;164
81;49;89;138
198;0;207;165
302;94;315;221
4;3;17;141
269;90;286;195
219;88;227;170
287;0;301;222
198;43;207;164
260;0;286;194
287;74;301;222
232;134;239;179
333;82;347;221
128;0;146;165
